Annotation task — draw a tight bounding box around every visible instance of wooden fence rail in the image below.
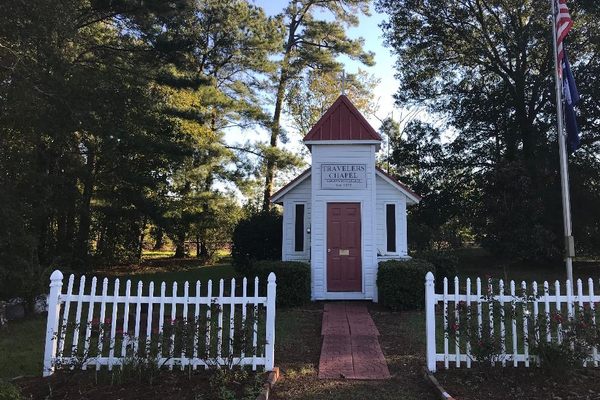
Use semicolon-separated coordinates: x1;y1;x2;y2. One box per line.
425;272;600;372
43;270;276;376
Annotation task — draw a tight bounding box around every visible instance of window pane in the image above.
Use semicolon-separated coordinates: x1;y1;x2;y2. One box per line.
295;204;305;252
386;204;396;252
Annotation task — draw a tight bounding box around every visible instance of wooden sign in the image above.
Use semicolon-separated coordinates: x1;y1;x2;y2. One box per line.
321;164;367;189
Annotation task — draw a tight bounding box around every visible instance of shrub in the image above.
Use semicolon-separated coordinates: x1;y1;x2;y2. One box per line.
231;211;282;274
419;250;459;292
376;258;434;311
250;260;310;308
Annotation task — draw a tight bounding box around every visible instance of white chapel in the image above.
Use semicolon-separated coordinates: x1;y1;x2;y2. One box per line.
270;95;421;301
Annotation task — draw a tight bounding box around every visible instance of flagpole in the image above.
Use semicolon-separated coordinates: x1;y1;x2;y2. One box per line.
551;0;575;284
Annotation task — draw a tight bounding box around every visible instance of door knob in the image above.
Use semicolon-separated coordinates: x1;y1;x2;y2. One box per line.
327;248;331;253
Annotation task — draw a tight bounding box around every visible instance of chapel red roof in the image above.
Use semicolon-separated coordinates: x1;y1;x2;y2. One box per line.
303;95;382;142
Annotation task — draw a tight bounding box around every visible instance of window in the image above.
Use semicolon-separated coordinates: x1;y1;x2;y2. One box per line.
294;204;305;252
386;204;396;253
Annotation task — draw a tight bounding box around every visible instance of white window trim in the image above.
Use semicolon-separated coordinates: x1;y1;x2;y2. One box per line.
384;201;400;256
293;202;307;254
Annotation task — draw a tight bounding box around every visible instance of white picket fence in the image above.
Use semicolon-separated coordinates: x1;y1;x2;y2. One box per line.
43;270;276;376
425;272;600;372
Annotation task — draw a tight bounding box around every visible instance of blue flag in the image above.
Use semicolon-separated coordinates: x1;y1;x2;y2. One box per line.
563;52;580;152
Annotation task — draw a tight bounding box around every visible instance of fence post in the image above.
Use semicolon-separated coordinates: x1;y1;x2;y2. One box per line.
265;272;277;371
43;270;64;377
425;272;436;373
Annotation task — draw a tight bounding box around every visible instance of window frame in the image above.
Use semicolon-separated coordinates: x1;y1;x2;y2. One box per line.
293;202;306;253
385;202;398;254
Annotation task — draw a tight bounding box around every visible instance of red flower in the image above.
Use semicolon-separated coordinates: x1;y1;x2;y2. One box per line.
552;314;563;324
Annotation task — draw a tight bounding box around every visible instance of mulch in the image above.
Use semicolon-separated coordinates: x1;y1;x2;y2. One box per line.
435;367;600;400
15;369;263;400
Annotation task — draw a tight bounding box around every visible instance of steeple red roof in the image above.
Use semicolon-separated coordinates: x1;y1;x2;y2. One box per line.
303;95;382;142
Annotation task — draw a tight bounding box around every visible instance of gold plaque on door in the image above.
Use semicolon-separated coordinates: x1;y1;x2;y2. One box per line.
339;249;349;256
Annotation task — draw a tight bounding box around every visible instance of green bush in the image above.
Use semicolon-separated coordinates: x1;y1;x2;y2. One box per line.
419;250;459;292
0;380;22;400
376;258;434;311
250;260;310;308
231;211;282;274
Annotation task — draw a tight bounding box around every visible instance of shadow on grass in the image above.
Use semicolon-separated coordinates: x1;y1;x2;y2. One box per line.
0;317;45;378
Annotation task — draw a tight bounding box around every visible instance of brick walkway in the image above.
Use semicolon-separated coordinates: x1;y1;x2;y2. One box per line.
318;302;391;380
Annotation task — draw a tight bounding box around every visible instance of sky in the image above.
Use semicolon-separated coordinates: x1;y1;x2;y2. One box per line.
225;1;401;149
256;0;400;127
221;1;403;198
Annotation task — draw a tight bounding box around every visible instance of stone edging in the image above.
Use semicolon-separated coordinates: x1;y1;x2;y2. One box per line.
422;367;456;400
256;367;280;400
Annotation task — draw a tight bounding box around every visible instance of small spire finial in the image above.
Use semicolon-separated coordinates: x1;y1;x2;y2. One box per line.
341;70;346;96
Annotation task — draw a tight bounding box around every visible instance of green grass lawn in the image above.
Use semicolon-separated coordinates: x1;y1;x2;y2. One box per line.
0;261;239;380
451;247;600;283
0;317;46;378
96;258;237;284
6;249;596;395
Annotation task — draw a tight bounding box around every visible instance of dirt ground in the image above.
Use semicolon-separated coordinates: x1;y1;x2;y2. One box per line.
15;300;600;399
436;367;600;400
16;369;264;400
270;304;436;400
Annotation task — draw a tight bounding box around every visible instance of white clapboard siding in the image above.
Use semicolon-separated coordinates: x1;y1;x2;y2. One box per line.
42;270;277;377
425;272;600;373
374;175;408;258
310;144;378;301
281;177;312;263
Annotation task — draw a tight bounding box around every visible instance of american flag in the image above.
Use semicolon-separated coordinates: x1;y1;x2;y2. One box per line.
555;0;574;78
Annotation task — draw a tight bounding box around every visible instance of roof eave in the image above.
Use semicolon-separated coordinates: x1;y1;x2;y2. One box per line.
375;168;422;204
269;169;312;204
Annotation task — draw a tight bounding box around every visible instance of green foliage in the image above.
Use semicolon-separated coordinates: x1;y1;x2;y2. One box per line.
286;69;380;136
529;309;595;373
377;258;434;311
0;193;45;303
445;296;505;367
231;211;283;270
261;0;375;210
377;0;600;260
418;250;459;292
209;369;263;400
0;380;22;400
445;287;599;371
251;260;311;308
382;120;470;252
0;0;282;301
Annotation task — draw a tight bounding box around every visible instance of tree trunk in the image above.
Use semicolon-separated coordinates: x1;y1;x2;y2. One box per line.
196;233;210;262
174;232;187;258
262;31;294;212
137;217;148;264
153;227;164;250
76;146;95;264
262;75;287;211
195;235;201;258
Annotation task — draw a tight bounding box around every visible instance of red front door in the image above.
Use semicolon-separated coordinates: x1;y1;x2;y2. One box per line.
327;203;362;292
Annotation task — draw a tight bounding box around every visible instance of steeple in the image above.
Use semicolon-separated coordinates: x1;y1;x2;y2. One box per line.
303;95;382;145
